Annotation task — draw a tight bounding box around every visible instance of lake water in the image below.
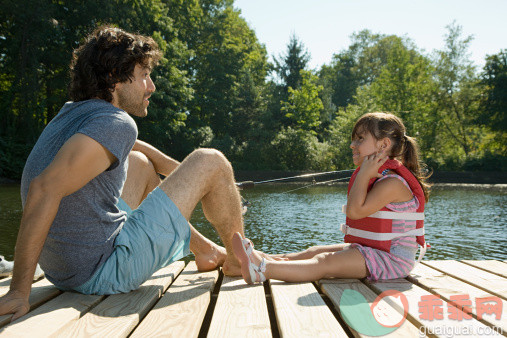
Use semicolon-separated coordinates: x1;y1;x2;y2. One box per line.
0;183;505;261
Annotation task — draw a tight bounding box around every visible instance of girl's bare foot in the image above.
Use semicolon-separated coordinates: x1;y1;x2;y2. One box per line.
231;232;271;283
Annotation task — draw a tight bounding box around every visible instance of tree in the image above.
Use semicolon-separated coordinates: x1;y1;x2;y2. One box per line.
0;0;194;178
433;22;481;158
318;30;384;111
273;33;310;92
281;70;323;133
366;36;437;156
185;1;269;142
269;33;310;130
266;127;332;171
479;49;507;132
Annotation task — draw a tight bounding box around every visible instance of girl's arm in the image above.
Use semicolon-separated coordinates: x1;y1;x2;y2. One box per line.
346;152;412;219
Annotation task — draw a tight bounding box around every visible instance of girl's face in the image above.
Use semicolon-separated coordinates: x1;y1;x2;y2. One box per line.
350;130;383;166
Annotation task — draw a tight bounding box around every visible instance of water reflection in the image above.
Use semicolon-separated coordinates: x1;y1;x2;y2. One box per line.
0;184;505;261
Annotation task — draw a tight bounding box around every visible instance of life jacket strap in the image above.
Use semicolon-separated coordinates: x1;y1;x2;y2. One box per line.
340;224;425;241
417;242;428;264
342;205;425;220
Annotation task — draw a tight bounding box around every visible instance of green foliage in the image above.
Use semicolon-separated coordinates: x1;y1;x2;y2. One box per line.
0;136;32;180
0;3;504;178
273;33;310;92
266;127;333;171
479;49;507;132
185;2;268;140
281;70;323;132
432;22;481;159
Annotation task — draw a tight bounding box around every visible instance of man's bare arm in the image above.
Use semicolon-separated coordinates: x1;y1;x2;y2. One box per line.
0;133;115;321
132;139;180;177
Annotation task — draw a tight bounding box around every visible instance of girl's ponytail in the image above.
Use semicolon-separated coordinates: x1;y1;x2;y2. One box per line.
402;135;431;202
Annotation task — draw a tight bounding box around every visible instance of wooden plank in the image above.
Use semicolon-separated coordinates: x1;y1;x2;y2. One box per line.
461;260;507;278
55;261;185;338
424;260;507;299
319;279;421;337
207;276;271;337
409;263;507;333
130;261;219;338
270;280;348;337
0;278;61;328
0;292;103;336
365;278;496;337
0;277;12;291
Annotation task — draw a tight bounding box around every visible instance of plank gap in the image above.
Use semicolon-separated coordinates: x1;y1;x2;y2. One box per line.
77;294;110;320
264;281;281;338
314;281;357;337
197;269;222;338
460;260;507;279
422;261;507;300
319;291;355;338
408;263;507;333
211;269;223;295
359;278;435;337
130;261;188;336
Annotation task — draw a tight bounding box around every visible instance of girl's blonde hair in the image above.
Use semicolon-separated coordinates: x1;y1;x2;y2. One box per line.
352;112;431;201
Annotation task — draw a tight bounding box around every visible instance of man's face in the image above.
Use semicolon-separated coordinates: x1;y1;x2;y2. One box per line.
112;64;155;117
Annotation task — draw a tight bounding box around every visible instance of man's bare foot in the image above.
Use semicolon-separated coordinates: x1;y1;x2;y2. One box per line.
222;257;242;276
194;244;226;272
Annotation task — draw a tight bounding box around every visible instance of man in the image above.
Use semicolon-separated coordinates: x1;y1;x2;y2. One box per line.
0;26;248;321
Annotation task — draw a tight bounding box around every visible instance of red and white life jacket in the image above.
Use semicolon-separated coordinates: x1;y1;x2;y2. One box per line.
341;159;429;261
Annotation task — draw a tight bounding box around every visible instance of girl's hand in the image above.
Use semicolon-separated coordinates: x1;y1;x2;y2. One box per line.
358;150;388;180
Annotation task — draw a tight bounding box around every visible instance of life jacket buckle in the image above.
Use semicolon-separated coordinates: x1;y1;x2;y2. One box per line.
340;223;349;236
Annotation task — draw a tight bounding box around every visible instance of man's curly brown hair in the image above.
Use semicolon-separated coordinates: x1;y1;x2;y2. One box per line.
69;26;162;102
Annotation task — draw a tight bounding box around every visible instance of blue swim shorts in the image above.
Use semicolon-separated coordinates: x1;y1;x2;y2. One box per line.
71;187;191;295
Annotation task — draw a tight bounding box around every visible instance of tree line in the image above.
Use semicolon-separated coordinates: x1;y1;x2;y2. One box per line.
1;0;505;179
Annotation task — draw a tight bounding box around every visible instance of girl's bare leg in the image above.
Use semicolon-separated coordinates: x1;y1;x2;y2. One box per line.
241;244;369;282
272;243;351;261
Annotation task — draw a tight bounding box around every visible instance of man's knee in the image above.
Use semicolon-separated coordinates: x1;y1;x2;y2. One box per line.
188;148;233;176
127;151;159;187
129;151;156;173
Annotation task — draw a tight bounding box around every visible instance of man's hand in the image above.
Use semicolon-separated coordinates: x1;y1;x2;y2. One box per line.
0;290;30;322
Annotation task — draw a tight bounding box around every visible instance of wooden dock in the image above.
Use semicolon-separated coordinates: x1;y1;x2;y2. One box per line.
0;260;505;337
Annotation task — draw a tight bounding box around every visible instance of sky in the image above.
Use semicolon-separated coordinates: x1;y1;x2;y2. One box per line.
233;0;506;70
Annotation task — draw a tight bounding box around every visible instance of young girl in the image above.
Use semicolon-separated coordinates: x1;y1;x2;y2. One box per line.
232;112;431;283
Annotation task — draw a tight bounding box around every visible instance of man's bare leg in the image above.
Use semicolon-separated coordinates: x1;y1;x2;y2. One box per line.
122;149;241;275
158;149;244;275
121;151;161;209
